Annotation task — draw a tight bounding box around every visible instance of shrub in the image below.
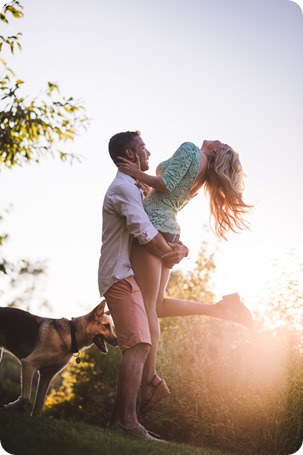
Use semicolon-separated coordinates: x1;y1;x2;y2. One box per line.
44;345;120;426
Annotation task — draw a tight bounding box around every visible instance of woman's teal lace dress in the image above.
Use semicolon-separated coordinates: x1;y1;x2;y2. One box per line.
143;142;201;235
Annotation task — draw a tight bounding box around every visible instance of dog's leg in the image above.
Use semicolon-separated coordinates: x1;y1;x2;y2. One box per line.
32;366;62;416
20;357;36;402
0;348;3;363
3;357;36;412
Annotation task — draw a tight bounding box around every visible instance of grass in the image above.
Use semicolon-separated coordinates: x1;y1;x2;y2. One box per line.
0;411;239;455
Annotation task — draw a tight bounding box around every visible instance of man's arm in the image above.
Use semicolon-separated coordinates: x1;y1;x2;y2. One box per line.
143;234;189;268
116;181;188;267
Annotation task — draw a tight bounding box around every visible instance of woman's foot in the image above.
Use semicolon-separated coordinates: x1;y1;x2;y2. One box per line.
216;293;254;328
140;374;170;414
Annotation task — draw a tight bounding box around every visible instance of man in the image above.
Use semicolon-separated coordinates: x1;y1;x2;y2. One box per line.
98;131;187;441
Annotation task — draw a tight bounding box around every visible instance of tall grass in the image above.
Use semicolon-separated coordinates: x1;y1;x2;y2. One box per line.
146;317;303;455
41;315;303;455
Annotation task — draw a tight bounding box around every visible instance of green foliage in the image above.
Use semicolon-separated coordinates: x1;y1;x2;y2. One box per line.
0;1;23;54
258;250;303;330
0;0;89;169
0;210;9;274
0;352;21;407
0;209;49;311
0;76;89;167
166;241;216;304
44;346;121;427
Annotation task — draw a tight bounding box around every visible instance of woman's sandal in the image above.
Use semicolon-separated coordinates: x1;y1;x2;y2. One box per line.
222;293;254;329
140;375;171;414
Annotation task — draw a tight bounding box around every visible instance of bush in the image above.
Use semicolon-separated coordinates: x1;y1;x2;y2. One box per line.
0;351;24;407
44;345;121;426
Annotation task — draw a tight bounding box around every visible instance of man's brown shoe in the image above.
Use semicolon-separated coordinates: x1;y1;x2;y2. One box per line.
111;422;167;443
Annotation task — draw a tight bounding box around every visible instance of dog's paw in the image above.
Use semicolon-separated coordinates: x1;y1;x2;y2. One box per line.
3;397;30;413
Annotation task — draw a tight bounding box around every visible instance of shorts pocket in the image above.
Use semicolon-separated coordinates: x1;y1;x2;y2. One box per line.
124;276;140;293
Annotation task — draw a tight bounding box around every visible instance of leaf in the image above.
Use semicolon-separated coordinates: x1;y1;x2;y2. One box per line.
47;82;59;92
0;13;8;24
0;263;7;274
63;106;73;113
11;10;24;19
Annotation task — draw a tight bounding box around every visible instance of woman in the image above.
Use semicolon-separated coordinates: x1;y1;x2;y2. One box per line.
117;140;253;414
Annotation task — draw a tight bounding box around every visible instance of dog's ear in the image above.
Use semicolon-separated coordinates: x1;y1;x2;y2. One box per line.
92;300;106;319
97;299;106;317
99;299;106;311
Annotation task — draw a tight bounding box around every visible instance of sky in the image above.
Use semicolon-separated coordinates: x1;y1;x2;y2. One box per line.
0;0;303;318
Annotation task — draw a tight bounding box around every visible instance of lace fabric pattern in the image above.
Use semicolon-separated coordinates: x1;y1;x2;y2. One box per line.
143;142;201;234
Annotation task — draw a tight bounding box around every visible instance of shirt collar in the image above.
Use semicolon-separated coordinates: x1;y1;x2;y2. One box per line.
116;170;145;194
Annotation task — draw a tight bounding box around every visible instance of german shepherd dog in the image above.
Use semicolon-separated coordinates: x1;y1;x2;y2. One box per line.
0;300;117;416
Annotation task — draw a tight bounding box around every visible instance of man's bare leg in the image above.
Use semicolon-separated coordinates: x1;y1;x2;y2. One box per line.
109;342;150;428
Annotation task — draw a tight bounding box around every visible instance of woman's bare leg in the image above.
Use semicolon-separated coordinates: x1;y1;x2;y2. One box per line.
131;243;253;408
131;247;172;412
157;296;222;317
131;243;163;388
157;290;253;327
153;259;252;326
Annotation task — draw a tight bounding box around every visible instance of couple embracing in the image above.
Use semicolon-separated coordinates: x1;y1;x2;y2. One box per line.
98;131;253;442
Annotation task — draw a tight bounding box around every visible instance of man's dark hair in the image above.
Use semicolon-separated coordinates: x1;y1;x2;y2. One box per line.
108;131;141;164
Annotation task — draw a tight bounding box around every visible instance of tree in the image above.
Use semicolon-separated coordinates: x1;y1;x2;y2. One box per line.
0;1;89;168
0;1;89;309
257;250;303;331
0;207;50;312
166;240;216;303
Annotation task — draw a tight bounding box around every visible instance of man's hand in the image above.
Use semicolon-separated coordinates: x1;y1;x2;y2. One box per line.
161;242;189;268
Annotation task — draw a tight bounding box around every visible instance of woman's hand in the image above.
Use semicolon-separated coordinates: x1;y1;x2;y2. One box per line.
118;155;168;192
117;155;140;178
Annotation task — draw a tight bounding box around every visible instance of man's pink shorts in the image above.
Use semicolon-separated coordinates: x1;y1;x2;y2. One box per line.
104;276;151;352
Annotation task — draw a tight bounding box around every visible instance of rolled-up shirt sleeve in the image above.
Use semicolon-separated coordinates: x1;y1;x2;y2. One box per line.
114;182;158;244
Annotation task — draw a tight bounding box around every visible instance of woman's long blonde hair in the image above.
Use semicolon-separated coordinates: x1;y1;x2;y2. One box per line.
204;146;252;241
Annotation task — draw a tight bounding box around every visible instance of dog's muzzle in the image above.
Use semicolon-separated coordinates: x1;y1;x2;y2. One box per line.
93;335;118;353
93;335;108;353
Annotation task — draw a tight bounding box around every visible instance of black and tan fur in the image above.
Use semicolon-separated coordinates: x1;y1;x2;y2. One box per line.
0;300;117;416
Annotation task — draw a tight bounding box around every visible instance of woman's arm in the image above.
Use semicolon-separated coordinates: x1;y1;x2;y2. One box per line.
117;156;168;192
136;171;168;192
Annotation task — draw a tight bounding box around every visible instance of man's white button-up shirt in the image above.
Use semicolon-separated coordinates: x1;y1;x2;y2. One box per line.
98;171;158;296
